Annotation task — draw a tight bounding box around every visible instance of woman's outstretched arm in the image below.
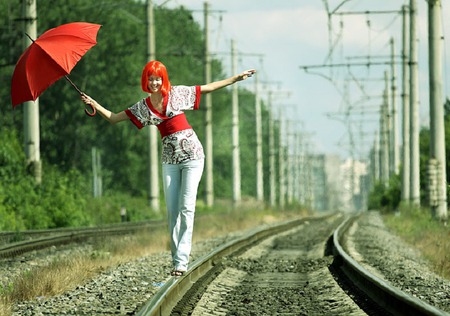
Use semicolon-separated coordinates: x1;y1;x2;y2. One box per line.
200;69;256;94
81;93;128;124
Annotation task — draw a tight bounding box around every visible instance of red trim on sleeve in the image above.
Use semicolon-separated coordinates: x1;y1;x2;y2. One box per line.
125;109;144;129
194;86;201;110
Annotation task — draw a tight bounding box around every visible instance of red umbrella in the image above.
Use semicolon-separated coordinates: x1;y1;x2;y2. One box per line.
11;22;101;116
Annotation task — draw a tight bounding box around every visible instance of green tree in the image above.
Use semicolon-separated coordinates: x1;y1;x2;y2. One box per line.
0;0;275;229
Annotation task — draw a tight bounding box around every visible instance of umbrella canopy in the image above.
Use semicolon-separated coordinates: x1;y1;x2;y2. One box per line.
11;22;101;107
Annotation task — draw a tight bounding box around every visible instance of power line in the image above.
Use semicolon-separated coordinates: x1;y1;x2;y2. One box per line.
334;10;403;16
299;60;400;71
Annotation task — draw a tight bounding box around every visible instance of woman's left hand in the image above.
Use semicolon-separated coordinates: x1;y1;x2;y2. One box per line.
80;93;97;117
237;69;256;81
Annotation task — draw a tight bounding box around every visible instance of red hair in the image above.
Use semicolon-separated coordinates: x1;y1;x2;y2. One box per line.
141;60;171;96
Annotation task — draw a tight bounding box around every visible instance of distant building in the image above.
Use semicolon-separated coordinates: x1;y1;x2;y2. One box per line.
340;158;368;212
306;154;368;212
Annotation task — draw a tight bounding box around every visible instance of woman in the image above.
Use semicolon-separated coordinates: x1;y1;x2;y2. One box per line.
81;60;256;276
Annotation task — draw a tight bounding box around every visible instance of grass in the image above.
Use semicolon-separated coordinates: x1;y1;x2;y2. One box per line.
0;205;307;316
383;205;450;279
0;224;170;316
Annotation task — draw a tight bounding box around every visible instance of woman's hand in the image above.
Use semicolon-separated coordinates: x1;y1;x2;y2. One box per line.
80;93;128;123
200;69;257;94
236;69;256;81
81;93;96;106
80;93;97;116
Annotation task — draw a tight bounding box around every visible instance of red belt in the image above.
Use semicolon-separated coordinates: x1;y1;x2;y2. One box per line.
157;113;192;138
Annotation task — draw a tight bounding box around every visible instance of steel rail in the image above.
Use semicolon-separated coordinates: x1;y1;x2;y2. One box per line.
0;221;161;258
138;213;450;316
0;220;160;241
333;215;450;316
135;215;320;316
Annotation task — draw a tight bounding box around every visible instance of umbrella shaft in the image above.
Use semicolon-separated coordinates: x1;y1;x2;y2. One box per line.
64;75;82;95
25;33;35;43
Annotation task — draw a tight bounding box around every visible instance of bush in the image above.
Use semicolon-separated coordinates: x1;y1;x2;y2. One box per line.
1;166;92;230
368;174;401;213
0;129;92;230
35;167;91;228
84;192;164;226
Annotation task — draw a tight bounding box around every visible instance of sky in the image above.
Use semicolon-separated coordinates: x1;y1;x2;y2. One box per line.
162;0;450;161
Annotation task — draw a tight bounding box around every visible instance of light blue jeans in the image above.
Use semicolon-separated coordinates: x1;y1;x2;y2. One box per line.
162;159;204;271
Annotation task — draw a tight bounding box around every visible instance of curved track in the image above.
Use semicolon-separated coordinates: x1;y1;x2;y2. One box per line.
333;215;448;316
136;213;449;316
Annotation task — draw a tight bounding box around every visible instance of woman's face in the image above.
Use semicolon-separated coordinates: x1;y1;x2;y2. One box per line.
148;75;163;93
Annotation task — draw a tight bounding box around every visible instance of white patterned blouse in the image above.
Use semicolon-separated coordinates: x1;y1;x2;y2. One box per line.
125;86;205;164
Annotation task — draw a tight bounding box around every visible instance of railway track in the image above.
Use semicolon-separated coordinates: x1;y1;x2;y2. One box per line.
136;213;449;316
0;220;162;258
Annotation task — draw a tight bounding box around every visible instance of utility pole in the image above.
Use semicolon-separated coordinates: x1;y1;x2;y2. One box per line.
304;142;314;209
146;0;159;211
231;40;241;206
401;5;410;202
268;92;276;208
294;132;301;204
390;37;399;175
427;0;447;220
372;130;380;182
384;69;392;180
380;70;390;186
265;88;291;208
286;121;294;205
285;119;304;207
203;2;214;207
92;147;102;197
296;131;315;208
22;0;41;184
297;134;305;204
254;70;264;202
409;0;420;206
92;147;99;197
278;114;286;209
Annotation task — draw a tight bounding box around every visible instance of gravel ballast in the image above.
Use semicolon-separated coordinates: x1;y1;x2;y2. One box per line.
1;211;450;315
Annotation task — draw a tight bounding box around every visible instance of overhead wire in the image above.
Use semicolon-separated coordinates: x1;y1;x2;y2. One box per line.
327;2;404;160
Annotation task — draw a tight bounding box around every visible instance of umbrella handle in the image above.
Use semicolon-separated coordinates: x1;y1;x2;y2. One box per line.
64;75;97;117
84;103;97;117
